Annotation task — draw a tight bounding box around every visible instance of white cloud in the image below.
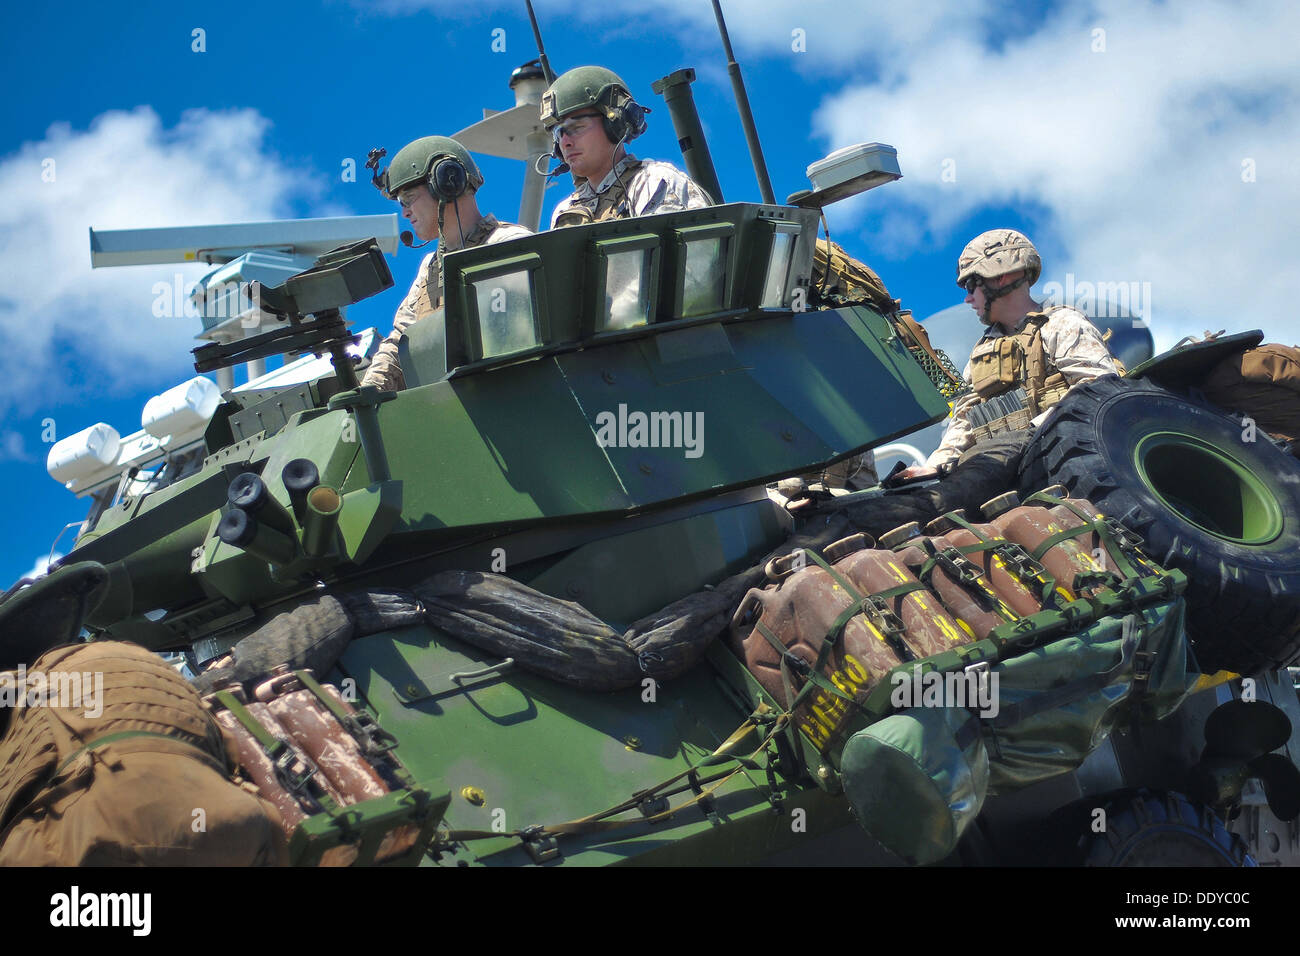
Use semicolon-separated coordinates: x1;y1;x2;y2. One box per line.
0;430;31;463
811;0;1300;349
384;1;1297;350
367;0;987;69
0;107;307;416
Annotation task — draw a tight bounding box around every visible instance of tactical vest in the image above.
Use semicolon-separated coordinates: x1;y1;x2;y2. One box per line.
967;310;1076;444
552;160;645;228
415;215;515;317
970;310;1071;405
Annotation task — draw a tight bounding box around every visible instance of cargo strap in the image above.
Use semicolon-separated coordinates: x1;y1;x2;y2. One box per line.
933;511;1061;605
754;546;929;757
292;669;399;762
914;541;1019;622
441;710;789;848
752;615;866;762
988;614;1140;729
1021;492;1154;584
214;690;340;816
801;548;926;660
441;533;963;856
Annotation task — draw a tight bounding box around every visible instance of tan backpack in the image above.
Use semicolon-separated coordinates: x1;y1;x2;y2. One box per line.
1201;343;1300;455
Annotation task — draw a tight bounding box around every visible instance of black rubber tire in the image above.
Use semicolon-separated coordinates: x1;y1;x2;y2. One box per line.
1081;789;1255;867
1020;375;1300;675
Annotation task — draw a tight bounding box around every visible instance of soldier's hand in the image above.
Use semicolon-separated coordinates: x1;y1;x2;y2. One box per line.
887;465;939;486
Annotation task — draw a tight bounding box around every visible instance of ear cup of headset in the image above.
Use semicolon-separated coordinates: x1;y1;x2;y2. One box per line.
600;100;647;145
428;156;469;202
623;101;647;141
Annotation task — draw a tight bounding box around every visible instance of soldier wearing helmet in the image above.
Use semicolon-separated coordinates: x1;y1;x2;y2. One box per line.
362;135;533;392
897;229;1121;480
540;66;713;228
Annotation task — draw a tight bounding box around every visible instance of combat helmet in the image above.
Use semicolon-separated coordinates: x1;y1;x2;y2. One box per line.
379;135;484;201
540;66;647;145
956;229;1041;290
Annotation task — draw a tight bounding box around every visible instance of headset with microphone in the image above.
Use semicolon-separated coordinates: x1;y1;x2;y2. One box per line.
546;92;649;178
368;146;472;248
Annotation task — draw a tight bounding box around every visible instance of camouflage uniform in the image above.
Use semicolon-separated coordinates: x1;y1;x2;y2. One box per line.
550;153;713;228
926;305;1121;471
362;214;532;392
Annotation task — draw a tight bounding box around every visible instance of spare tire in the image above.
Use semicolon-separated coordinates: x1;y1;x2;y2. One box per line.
1019;375;1300;675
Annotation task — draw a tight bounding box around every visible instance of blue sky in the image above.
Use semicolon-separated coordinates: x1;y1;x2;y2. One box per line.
1;0;1297;588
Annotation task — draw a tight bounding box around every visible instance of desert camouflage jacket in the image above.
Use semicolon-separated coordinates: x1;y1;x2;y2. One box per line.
362;214;533;392
550;153;713;228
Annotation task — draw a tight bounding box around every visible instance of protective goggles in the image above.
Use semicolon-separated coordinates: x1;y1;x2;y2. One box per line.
550;111;603;145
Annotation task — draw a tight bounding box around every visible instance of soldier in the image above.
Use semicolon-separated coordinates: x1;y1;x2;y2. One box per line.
541;66;713;228
895;229;1121;481
362;136;533;392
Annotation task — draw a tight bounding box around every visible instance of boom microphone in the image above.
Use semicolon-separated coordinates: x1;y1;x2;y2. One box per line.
401;230;432;248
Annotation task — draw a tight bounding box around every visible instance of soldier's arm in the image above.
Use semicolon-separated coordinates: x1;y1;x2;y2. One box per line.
1042;308;1122;384
632;165;714;216
360;268;427;392
549;197;577;230
923;385;981;472
486;223;535;243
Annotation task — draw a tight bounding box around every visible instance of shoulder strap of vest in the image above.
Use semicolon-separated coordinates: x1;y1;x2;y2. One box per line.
1019;313;1052;412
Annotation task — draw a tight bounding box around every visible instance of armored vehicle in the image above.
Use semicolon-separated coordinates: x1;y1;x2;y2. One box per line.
7;29;1300;867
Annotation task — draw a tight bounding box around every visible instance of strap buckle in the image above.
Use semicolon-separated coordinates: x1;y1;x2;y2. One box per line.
782;651;812;677
1132;650;1156;687
269;737;318;795
933;547;1000;608
519;824;561;864
1103;517;1146;553
859;595;911;659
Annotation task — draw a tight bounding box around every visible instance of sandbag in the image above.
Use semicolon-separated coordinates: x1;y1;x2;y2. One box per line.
195;518;859;696
194;589;424;695
413;522;853;692
840;431;1033;540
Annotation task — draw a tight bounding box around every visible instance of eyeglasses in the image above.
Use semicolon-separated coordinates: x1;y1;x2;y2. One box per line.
397;190;425;211
961;276;984;294
551;111;602;144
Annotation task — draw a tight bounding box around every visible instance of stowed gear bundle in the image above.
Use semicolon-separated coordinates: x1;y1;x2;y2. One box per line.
728;485;1197;864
